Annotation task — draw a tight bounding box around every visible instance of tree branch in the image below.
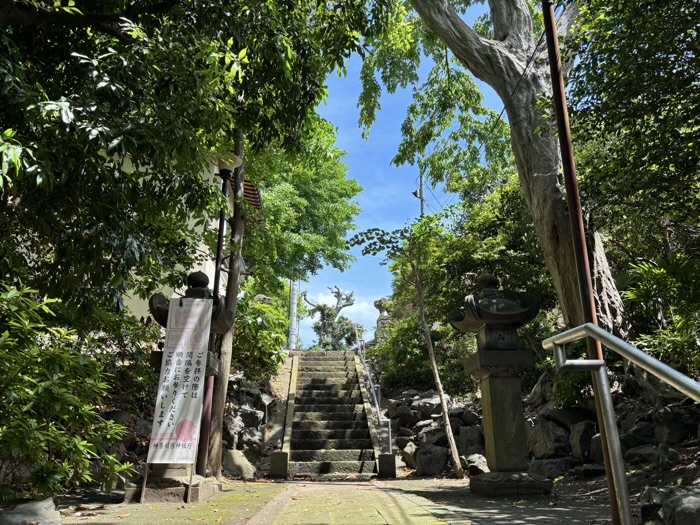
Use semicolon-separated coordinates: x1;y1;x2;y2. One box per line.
488;0;534;51
0;0;180;43
411;0;502;83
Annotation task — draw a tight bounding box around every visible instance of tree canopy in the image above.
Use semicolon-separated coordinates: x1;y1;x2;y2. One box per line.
0;0;389;312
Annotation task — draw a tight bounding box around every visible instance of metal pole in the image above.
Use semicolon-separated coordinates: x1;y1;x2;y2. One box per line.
542;2;622;523
419;172;425;218
288;280;299;351
212;169;232;299
196;167;231;477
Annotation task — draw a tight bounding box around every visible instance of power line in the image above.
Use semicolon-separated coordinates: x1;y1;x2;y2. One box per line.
426;184;445;209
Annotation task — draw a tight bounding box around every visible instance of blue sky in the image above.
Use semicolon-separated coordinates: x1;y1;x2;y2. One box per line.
298;38;502;347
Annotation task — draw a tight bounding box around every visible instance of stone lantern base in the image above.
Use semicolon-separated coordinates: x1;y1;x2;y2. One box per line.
470;472;553;496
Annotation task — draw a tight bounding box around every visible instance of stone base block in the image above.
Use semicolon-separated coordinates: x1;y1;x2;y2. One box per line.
270;450;289;479
123;475;222;504
470;471;553;496
377;453;396;479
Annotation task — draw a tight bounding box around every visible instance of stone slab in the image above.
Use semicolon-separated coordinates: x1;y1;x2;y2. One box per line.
270;450;289;479
377;452;396;478
469;471;553;496
123;475;221;503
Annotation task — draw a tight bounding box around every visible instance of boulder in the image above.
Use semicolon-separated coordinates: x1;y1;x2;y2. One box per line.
395;436;412;450
653;408;699;444
402;442;418;469
397;427;413;437
239;378;261;397
620;409;651;432
525;372;554;407
460;409;481;426
222;449;256;479
458;425;485;456
463;454;489;476
641;486;700;525
449;408;466;420
0;498;61;525
625;444;681;467
416;426;447;448
528;419;571;459
395;404;419;428
416;445;449;476
387;399;403;419
540;406;596;431
133;418;152;437
254;393;276;422
238;405;264;428
411;392;447;419
223;415;245;447
105;410;132;426
570;421;597;460
449;417;463;436
238;427;264;455
414;419;433;431
529;457;580;479
620;421;655;449
400;389;421;401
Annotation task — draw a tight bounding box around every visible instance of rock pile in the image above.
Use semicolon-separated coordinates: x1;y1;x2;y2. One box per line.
386;389;488;476
221;385;277;479
527;403;698;480
386;388;700;486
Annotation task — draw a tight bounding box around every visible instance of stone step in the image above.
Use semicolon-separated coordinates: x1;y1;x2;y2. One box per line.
290;438;373;450
294;404;364;414
296;473;375;481
289;460;375;475
298;389;361;398
297;396;363;406
298;360;354;365
296;379;358;389
291;429;370;440
299;365;355;373
290;449;374;462
293;420;369;431
293;411;366;422
298;371;356;379
298;352;354;357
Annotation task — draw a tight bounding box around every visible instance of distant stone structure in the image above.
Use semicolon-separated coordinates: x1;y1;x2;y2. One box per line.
373;297;393;344
450;273;551;496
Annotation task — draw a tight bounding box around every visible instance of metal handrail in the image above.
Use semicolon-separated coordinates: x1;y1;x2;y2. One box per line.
542;323;700;525
355;326;392;454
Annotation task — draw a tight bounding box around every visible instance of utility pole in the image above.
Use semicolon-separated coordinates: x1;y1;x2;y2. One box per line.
287;280;298;351
413;172;425;218
542;2;630;524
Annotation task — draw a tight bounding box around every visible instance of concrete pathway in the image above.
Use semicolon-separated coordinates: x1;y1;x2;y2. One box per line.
246;479;613;525
58;479;614;525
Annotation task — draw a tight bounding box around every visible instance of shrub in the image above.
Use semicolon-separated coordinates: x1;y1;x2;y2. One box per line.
0;284;131;501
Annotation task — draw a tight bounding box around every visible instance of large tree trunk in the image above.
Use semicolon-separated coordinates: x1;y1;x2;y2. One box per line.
411;0;627;335
208;130;246;478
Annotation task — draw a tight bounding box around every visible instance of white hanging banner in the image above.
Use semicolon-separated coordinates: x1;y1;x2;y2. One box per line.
147;297;212;464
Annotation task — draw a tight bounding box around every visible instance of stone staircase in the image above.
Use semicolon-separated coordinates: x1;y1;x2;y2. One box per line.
289;351;377;479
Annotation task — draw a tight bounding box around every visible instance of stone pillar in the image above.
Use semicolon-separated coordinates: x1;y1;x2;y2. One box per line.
481;374;529;472
449;273;552;497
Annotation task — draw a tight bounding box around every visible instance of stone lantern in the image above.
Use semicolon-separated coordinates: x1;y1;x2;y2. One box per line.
450;273;552;496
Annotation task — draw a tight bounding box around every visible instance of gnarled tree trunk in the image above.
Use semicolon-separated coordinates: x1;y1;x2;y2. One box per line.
411;0;627;336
